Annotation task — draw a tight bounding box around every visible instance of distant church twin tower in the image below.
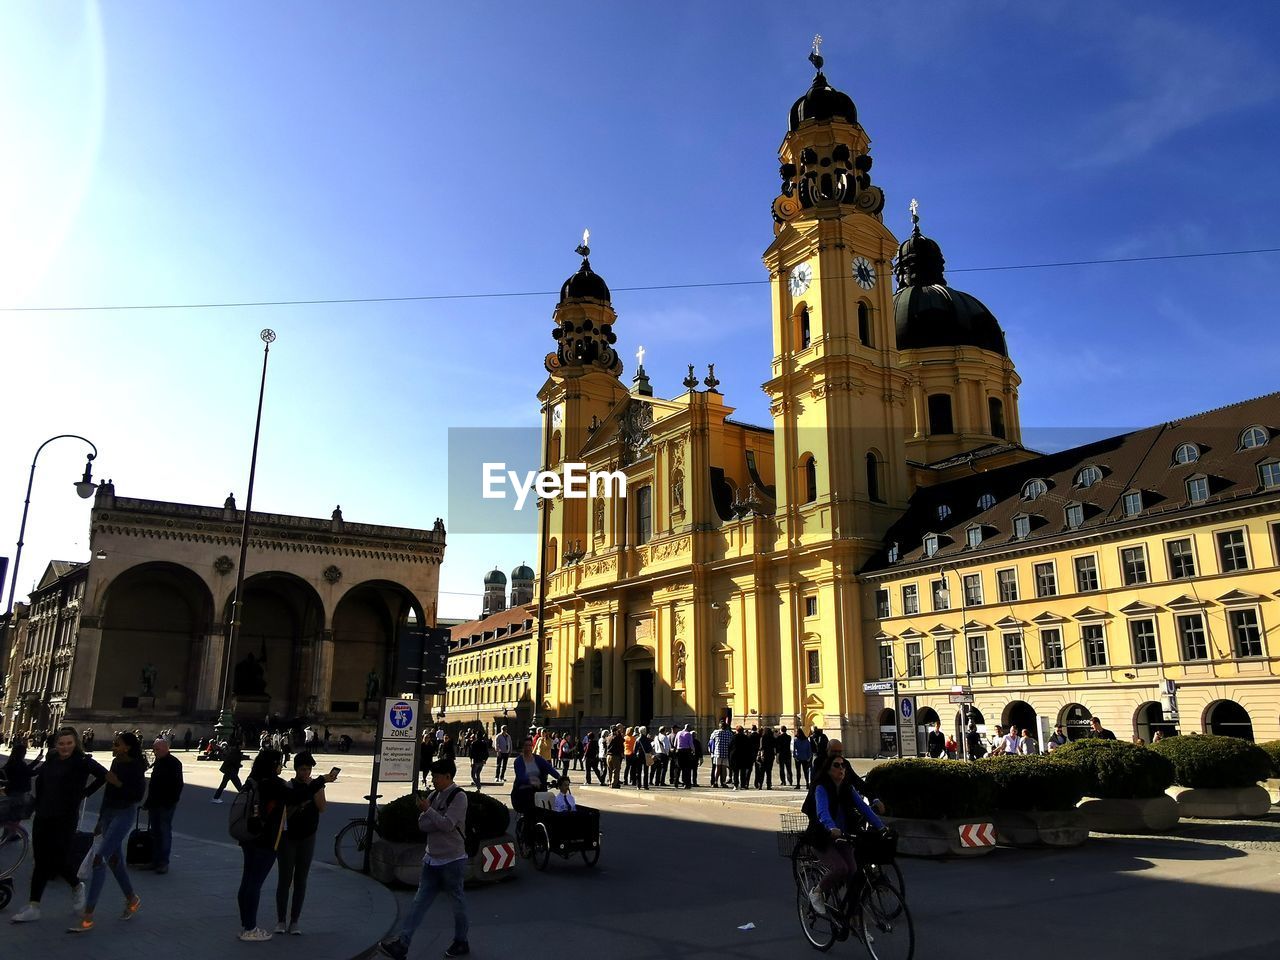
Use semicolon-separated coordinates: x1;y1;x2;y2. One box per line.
482;564;535;616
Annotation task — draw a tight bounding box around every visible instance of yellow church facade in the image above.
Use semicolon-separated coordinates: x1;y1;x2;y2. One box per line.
529;47;1280;754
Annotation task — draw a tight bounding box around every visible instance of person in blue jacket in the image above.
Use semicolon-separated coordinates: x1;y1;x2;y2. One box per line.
807;756;885;918
509;736;558;816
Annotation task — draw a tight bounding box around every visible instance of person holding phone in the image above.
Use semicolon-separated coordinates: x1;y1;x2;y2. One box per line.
273;752;328;935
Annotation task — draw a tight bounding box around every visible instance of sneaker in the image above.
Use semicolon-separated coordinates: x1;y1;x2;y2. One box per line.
67;915;95;933
274;921;288;934
239;927;273;942
71;883;86;913
444;942;471;958
10;903;41;923
120;895;141;920
379;937;409;959
288;923;302;935
211;797;223;804
809;887;828;918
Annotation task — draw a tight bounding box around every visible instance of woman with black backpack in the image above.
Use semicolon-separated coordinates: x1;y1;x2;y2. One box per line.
10;726;112;924
69;731;148;933
234;748;337;942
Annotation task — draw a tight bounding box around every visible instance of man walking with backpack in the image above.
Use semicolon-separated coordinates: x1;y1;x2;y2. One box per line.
380;759;470;959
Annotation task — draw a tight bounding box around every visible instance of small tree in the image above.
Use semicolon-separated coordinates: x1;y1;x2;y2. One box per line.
1150;734;1272;789
864;759;995;819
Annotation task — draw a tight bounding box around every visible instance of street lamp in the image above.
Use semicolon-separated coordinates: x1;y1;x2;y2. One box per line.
4;435;99;623
215;329;277;741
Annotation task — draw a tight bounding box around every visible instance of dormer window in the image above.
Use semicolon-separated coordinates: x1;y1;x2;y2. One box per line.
923;533;940;558
1122;490;1143;517
1013;514;1031;539
977;493;997;511
1173;442;1201;466
1065;503;1085;530
1075;465;1103;488
966;525;984;549
1260;460;1280;490
936;504;952;522
887;542;900;563
1239;425;1268;450
1022;479;1048;501
1186;475;1209;503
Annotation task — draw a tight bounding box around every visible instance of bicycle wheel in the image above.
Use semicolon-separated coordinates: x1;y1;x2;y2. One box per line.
531;822;551;871
795;860;837;952
791;839;819;886
864;862;906;915
0;826;29;879
333;820;369;872
858;879;914;960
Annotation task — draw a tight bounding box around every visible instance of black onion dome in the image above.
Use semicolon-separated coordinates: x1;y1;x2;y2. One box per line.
893;219;1008;356
511;564;535;580
484;568;507;586
559;257;611;303
789;72;857;132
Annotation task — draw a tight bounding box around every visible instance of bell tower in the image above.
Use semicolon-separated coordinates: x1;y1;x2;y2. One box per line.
537;232;630;571
763;39;911;548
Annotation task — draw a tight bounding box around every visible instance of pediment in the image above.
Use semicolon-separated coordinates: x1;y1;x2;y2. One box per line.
872;631;894;642
1166;594;1212;610
1072;606;1112;621
899;627;926;640
1031;612;1067;625
962;619;990;632
1119;600;1162;615
1216;589;1263;606
578;393;684;462
804;692;825;709
994;615;1027;628
927;623;955;636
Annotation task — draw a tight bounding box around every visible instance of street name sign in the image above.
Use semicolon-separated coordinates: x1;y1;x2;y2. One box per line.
862;680;895;694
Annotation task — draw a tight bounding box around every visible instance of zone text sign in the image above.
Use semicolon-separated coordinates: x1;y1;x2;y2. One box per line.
379;698;420;783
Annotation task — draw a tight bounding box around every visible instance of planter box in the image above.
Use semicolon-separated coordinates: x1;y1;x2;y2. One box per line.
1166;785;1272;820
1076;796;1179;833
993;809;1088;848
883;816;997;858
369;838;426;886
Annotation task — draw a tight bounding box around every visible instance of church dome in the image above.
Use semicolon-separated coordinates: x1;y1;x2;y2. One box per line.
484;568;507;586
511;563;535;581
789;70;857;132
892;212;1008;357
559;258;611;304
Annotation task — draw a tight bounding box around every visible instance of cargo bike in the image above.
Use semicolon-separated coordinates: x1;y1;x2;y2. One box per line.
513;796;601;871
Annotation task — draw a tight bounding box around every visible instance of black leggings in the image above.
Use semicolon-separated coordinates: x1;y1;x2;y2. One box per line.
275;832;316;924
30;813;80;903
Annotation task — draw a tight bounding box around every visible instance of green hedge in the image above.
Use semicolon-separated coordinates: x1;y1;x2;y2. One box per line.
1050;739;1174;799
865;759;995;819
1259;741;1280;778
976;754;1089;811
1150;734;1272;789
376;789;512;845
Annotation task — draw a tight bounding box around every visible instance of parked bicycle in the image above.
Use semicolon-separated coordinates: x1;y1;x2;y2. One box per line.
0;775;32;910
333;793;381;872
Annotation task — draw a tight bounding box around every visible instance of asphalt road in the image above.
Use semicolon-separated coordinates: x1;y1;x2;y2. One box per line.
167;751;1280;960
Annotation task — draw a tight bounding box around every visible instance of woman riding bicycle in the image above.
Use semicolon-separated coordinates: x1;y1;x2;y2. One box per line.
806;757;885;918
510;736;558;816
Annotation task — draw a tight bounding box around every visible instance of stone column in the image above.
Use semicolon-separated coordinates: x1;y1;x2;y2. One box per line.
195;629;227;713
67;617;103;712
311;629;335;714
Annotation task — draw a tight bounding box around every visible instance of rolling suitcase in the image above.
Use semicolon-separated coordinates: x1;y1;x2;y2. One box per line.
126;810;153;866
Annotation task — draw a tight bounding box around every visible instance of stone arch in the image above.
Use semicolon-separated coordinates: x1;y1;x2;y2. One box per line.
94;561;214;712
1058;702;1093;741
223;571;324;719
1204;699;1254;741
1002;699;1037;734
1134;700;1177;743
329;579;425;717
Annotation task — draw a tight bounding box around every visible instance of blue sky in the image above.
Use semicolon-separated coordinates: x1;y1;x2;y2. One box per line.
1;2;1278;620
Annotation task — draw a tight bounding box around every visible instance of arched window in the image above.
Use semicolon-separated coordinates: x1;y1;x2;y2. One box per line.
1173;442;1200;466
936;504;951;522
800;455;818;503
857;302;872;347
977;493;997;511
928;394;954;435
1075;465;1103;488
797;306;811;350
865;451;884;502
1021;478;1048;501
1239;425;1268;450
988;397;1006;439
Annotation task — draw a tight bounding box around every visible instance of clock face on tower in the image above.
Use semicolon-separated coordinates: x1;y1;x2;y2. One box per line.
852;256;877;290
788;262;813;297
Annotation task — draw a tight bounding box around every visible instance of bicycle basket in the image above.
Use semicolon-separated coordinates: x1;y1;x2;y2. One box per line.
854;827;897;865
777;811;811;858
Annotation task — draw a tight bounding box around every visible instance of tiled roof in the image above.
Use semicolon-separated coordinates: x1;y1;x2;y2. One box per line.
35;560;86;593
449;604;536;647
867;391;1280;573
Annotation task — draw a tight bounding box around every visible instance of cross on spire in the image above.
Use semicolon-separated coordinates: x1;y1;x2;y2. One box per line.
809;34;825;71
575;228;591;259
636;345;646;368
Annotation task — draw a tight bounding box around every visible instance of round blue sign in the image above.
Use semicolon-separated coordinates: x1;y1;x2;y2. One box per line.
899;698;914;720
389;701;414;729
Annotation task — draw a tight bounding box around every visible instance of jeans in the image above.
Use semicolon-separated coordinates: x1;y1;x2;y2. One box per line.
399;859;468;946
275;832;316;924
778;755;793;785
495;754;510;781
149;805;175;867
237;844;278;930
87;804;136;912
